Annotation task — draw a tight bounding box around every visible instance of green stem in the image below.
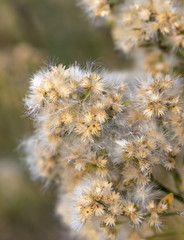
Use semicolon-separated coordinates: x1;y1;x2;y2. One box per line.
152;177;184;203
144;211;180;219
158;211;180;217
80;89;91;101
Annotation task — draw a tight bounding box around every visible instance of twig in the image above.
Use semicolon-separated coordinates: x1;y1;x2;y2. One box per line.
151;176;184;203
144;211;180;218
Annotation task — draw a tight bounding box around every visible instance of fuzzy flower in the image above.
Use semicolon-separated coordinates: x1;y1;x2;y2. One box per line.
112;0;184;53
23;63;184;240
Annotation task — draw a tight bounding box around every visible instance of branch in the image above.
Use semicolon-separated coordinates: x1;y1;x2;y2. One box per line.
152;176;184;203
144;211;181;218
158;211;180;217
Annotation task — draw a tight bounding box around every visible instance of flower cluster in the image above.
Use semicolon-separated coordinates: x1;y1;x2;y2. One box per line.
78;0;184;76
78;0;184;52
112;0;184;53
22;0;184;239
23;63;184;240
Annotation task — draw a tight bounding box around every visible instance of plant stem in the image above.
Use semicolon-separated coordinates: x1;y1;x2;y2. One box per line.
159;211;180;217
144;211;180;219
152;176;184;203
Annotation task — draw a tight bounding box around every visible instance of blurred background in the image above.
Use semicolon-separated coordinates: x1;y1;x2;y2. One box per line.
0;0;126;239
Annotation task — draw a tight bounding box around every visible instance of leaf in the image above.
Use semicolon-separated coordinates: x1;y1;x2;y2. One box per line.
159;193;174;208
122;100;131;106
